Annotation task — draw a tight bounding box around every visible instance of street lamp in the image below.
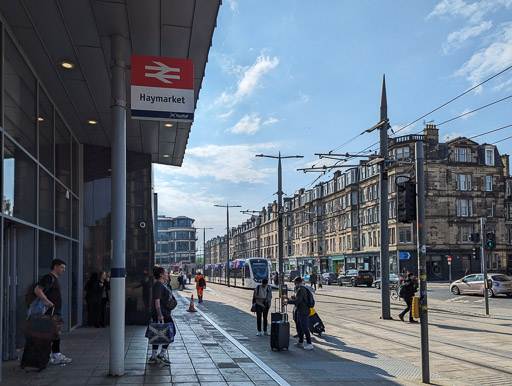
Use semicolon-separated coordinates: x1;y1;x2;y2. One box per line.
214;203;241;287
256;152;303;313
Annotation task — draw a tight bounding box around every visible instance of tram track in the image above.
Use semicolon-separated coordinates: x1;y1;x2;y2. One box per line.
207;281;512;378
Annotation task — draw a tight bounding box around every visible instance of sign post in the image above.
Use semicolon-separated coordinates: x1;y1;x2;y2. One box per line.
447;256;452;283
131;55;194;121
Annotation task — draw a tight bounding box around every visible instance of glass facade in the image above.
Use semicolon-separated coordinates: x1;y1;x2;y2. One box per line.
156;216;196;266
1;29;81;360
83;146;155;325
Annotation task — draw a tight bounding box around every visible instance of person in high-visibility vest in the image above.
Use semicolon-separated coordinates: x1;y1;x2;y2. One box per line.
195;272;206;303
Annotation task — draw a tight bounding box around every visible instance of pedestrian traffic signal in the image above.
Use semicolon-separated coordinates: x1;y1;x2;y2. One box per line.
471;247;479;260
485;231;496;250
397;181;416;222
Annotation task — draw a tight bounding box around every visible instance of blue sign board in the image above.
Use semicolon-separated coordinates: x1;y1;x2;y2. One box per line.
399;252;410;260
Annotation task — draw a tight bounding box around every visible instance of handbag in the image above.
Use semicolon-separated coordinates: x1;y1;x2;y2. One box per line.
169;292;178;311
251;302;256;313
25;307;63;341
145;321;175;345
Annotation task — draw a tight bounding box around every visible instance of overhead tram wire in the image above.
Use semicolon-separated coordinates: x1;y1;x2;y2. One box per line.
492;134;512;145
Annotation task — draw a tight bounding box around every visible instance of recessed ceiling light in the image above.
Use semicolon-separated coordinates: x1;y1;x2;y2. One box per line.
60;61;75;69
163;154;170;158
87;120;98;125
164;123;173;128
38;117;44;122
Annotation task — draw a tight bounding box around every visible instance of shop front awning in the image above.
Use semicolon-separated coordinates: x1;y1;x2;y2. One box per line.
0;0;221;166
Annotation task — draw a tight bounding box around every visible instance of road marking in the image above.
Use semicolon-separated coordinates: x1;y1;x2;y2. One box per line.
176;292;290;386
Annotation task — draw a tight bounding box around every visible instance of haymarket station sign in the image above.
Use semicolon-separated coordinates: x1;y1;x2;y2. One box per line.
131;55;194;122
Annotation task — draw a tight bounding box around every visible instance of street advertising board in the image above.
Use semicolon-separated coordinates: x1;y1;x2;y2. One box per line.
131;55;194;122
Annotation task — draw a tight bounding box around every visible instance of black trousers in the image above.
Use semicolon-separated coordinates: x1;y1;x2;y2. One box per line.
400;297;414;321
100;298;108;326
255;304;269;332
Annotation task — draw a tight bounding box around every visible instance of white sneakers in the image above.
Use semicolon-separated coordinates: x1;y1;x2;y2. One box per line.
263;331;269;336
51;352;72;364
294;342;304;348
303;343;314;350
256;331;262;336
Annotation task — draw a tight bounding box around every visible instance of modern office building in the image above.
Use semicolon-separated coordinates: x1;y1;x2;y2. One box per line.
156;215;197;266
0;0;221;377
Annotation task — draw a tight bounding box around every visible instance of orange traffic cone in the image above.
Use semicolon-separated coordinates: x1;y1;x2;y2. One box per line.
186;295;197;312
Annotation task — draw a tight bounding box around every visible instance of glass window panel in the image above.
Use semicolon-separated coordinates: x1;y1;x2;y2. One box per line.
72;137;79;194
39;88;54;172
39;168;54;230
55;113;71;187
38;231;54;279
56;183;71;236
71;242;79;327
72;196;79;239
4;35;37;157
3;138;36;222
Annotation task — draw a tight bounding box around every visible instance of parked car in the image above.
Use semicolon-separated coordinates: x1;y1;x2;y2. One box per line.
450;273;512;297
322;272;338;285
338;269;373;287
374;274;404;289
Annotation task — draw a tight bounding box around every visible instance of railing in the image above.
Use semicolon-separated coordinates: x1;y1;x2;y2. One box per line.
388;134;425;146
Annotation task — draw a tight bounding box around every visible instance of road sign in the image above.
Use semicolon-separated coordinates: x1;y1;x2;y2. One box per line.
131;55;194;121
399;252;410;260
447;256;452;263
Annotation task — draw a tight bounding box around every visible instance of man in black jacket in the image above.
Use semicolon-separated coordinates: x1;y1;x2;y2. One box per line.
398;273;418;323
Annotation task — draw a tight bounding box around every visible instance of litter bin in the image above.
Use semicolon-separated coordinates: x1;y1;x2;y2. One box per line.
169;274;180;290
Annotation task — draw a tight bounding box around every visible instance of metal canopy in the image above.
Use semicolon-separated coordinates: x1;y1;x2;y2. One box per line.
0;0;221;166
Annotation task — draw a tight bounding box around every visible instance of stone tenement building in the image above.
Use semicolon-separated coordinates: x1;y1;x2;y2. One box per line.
206;125;512;281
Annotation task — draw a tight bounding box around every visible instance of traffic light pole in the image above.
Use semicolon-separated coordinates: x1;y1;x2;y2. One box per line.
480;217;489;315
415;141;430;383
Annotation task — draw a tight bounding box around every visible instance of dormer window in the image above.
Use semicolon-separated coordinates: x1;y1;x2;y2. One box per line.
455;147;471;162
485;147;494;166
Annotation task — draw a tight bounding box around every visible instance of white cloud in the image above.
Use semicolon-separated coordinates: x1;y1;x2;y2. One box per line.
459;108;476;120
215;54;279;108
443;21;493;54
226;0;238;13
263;117;279;125
427;0;509;23
217;109;234;120
299;91;310;103
154;143;278;184
226;114;261;135
455;22;512;90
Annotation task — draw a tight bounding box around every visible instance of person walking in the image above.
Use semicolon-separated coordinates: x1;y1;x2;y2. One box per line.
98;271;110;327
318;272;323;290
177;271;183;291
398;273;419;323
195;271;206;303
309;271;318;291
182;271;187;289
149;266;175;364
84;271;101;327
253;278;272;336
34;259;73;364
286;276;313;350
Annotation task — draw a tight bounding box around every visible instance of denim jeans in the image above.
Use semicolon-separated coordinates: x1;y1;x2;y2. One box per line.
296;312;311;344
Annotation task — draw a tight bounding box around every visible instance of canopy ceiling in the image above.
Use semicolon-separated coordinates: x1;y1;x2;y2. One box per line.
0;0;221;166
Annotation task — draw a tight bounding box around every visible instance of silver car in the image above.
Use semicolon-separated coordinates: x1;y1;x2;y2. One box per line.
450;273;512;297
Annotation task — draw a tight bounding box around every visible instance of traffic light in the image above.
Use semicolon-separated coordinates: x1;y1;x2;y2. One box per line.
471;247;479;260
470;233;480;243
485;231;496;250
397;181;416;222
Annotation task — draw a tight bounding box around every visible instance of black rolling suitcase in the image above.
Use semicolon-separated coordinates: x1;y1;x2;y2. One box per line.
308;310;325;336
270;300;289;351
20;336;52;371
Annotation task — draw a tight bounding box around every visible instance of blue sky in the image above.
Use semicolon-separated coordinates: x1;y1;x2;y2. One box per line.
154;0;512;252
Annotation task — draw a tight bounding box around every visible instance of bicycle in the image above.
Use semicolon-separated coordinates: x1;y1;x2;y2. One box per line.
390;282;401;301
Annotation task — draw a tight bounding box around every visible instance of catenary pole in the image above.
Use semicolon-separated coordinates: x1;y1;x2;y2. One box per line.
416;141;430;383
379;75;391;319
480;217;489;315
256;153;303;313
214;204;241;287
109;34;126;376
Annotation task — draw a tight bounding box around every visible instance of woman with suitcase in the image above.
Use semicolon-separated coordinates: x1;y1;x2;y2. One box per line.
253;278;272;336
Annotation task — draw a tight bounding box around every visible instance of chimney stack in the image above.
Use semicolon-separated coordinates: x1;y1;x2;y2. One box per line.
423;124;439;144
502;154;510;177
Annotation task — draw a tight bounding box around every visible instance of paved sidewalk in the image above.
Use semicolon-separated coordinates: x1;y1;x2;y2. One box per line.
1;293;280;385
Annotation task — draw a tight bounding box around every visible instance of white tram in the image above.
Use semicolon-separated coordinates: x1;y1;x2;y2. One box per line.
204;257;271;289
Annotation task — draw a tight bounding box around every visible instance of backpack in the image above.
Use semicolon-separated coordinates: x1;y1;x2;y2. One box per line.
398;285;406;298
305;287;315;308
198;277;206;287
25;275;54;307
